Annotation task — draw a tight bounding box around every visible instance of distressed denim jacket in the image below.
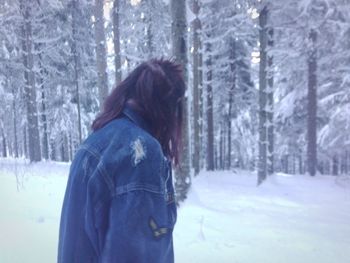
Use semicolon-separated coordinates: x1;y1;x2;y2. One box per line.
58;106;177;263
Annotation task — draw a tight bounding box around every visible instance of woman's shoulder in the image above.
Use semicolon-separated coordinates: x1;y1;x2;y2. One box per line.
102;121;164;168
82;116;163;168
81;117;160;155
108;116;163;158
94;119;167;196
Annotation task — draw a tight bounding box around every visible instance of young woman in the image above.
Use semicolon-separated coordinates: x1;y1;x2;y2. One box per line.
58;59;185;263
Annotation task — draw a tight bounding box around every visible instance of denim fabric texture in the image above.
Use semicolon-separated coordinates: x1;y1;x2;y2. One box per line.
58;105;177;263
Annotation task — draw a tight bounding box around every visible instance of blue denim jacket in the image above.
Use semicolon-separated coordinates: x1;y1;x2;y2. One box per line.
58;106;177;263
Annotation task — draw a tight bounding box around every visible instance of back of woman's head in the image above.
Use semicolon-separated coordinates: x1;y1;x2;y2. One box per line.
91;58;186;165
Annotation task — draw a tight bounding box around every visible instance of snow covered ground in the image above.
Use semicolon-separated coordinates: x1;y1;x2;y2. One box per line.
0;158;349;263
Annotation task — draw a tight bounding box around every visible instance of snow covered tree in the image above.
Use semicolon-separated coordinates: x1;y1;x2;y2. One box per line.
112;0;122;84
257;5;268;184
171;0;191;202
1;0;348;179
315;0;350;175
200;0;256;171
190;0;202;176
307;28;317;176
267;26;274;175
94;0;108;106
206;36;214;171
20;0;42;162
201;1;215;171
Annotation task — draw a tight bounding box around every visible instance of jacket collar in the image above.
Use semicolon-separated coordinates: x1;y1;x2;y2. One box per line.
122;105;152;134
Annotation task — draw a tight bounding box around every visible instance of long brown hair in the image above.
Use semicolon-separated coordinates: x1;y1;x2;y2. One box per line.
92;59;186;165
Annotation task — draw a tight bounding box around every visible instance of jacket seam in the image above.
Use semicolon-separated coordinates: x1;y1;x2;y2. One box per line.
79;145;115;194
97;160;116;195
79;145;102;160
78;139;169;209
112;183;165;197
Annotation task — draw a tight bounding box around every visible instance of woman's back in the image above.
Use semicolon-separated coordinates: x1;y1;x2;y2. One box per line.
58;59;184;262
58;106;176;263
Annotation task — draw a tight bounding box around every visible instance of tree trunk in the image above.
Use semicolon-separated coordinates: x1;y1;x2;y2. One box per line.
299;155;303;174
219;125;224;170
191;0;201;176
72;0;82;144
145;0;155;58
23;125;28;159
171;0;191;203
113;0;122;85
257;6;268;185
60;134;69;162
198;32;204;170
214;142;218;170
69;133;73;161
332;154;338;176
37;48;49;160
284;154;289;174
94;0;109;107
223;123;227;169
50;138;56;161
206;37;214;171
12;86;19;158
1;127;7;157
344;151;349;175
267;27;274;175
307;29;317;176
345;150;350;174
340;152;344;175
292;154;296;174
227;39;236;170
20;0;41;162
40;81;49;160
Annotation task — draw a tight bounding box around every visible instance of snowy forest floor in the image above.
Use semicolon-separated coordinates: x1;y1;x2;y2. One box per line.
0;158;349;263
